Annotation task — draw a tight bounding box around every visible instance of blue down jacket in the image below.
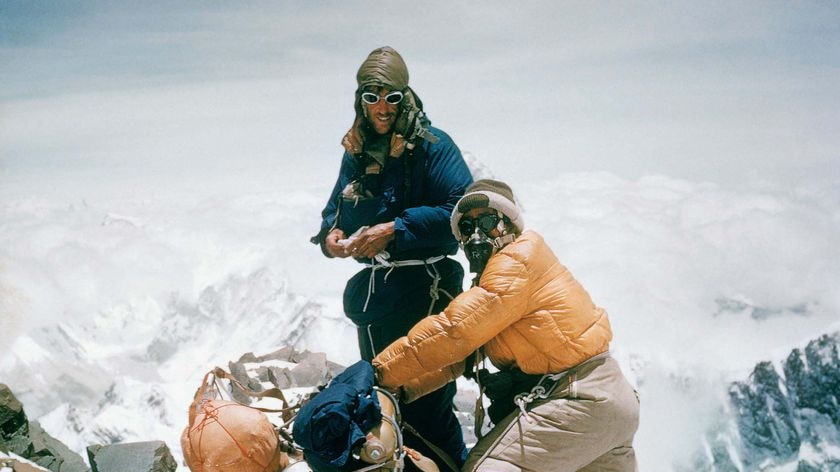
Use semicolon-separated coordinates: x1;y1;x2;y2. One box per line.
293;360;381;471
312;126;473;262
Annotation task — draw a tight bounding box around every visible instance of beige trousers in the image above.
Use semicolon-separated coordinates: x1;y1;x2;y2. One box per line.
463;355;640;472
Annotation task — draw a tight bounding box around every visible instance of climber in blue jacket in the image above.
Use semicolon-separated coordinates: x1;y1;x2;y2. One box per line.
312;46;473;470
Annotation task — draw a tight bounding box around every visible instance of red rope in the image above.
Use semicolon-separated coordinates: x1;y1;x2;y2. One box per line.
186;401;276;471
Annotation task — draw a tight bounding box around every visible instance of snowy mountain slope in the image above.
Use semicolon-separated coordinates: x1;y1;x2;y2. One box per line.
1;165;838;471
25;266;353;469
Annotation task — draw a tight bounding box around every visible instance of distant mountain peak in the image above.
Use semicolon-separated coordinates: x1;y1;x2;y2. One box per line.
692;331;840;471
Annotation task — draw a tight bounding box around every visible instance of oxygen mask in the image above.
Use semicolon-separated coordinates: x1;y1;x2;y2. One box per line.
463;227;497;276
459;211;518;279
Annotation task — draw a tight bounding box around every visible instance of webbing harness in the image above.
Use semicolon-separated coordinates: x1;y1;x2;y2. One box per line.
513;351;611;421
471;352;613;466
361;253;455;314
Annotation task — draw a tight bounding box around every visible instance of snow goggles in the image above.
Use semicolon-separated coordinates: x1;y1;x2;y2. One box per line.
459;213;501;238
361;90;404;105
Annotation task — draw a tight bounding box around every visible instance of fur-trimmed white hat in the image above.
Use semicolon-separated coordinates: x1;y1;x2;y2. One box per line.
451;179;524;240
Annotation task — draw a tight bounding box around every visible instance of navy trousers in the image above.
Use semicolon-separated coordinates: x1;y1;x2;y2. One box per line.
344;257;468;469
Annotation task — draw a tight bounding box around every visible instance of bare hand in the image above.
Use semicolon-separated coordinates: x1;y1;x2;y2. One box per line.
347;222;395;259
325;228;349;258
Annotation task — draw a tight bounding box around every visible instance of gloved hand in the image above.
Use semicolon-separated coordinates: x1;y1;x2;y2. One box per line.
461;350;481;380
389;133;407;157
478;369;513;404
342;115;365;155
372;364;403;401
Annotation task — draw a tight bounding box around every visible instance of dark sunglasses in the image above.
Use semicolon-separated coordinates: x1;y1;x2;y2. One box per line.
361;90;404;105
459;213;501;237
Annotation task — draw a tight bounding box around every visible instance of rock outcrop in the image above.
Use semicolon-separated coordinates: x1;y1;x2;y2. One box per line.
0;384;87;472
1;384;176;472
86;442;176;472
693;332;840;471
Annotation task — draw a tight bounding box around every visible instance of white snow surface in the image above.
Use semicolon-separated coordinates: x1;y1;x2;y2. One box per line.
1;163;839;471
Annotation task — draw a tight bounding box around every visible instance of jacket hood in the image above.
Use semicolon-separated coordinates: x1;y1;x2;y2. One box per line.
356;46;409;91
353;46;435;146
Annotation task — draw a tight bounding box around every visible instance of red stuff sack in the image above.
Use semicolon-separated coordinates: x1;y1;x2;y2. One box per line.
181;370;290;472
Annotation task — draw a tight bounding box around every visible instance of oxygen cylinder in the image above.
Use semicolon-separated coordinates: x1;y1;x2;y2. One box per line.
359;391;399;464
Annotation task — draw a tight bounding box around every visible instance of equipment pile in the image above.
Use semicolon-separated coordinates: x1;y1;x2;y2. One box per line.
180;347;441;472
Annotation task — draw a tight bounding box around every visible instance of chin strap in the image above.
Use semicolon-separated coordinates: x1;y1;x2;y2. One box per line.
459;232;517;253
491;233;517;249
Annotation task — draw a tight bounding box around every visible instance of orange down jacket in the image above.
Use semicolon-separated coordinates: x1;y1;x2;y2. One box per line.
372;229;613;401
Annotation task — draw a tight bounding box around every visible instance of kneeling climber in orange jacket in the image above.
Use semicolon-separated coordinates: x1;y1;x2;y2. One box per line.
372;179;640;471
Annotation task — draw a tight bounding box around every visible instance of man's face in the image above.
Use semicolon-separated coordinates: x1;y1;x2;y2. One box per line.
362;87;400;135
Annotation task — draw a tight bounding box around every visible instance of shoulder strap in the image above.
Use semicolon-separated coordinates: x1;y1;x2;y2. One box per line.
471;350;488;440
211;367;299;423
403;147;414;210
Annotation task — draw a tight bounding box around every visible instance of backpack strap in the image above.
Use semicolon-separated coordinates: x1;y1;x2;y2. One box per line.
211;367;299;423
403;146;413;210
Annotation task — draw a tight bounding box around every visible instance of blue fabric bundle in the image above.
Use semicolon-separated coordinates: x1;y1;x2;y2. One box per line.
293;360;382;471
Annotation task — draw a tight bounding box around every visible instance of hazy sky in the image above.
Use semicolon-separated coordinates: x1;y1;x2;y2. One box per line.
1;1;839;191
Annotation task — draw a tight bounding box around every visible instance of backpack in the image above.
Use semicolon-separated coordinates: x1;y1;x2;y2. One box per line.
181;369;294;472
